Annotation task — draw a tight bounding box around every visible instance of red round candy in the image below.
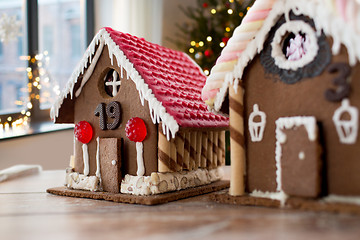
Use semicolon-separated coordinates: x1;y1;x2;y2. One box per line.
125;117;147;142
74;121;93;144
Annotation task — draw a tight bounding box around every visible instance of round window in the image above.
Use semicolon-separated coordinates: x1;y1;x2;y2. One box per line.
103;69;121;97
271;20;318;70
260;14;331;84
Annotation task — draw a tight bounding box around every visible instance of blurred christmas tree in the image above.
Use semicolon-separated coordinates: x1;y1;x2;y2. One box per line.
175;0;254;74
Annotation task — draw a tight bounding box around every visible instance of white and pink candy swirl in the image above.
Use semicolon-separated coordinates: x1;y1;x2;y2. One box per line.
201;0;276;108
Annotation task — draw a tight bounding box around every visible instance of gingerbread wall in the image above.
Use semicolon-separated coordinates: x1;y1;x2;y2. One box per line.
73;45;158;177
242;39;360;196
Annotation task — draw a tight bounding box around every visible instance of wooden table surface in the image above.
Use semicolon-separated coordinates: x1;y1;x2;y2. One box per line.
1;167;360;240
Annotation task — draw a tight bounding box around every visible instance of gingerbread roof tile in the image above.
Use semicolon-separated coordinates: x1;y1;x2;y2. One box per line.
51;27;228;139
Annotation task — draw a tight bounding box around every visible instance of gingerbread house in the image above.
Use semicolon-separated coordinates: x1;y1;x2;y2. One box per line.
202;0;360;209
50;27;228;198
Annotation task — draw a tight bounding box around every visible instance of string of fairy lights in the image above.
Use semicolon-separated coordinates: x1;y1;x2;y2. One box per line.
0;51;55;135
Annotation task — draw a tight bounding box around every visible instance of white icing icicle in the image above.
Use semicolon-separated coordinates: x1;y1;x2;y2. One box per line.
82;143;89;176
75;40;105;97
136;142;145;176
96;137;101;179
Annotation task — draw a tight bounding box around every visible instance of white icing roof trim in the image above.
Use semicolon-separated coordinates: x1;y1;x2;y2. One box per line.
213;0;360;112
51;28;179;139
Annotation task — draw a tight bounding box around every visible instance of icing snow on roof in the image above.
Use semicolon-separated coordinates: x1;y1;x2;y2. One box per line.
51;27;228;139
202;0;360;112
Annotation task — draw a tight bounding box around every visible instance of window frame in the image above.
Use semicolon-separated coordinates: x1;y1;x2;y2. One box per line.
0;0;94;128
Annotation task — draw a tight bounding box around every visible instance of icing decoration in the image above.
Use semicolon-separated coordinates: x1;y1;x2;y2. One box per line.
324;194;360;206
65;170;100;192
275;116;317;195
248;104;266;142
75;41;105;98
271;20;318;70
104;69;121;97
126;117;147;176
203;0;360;112
325;62;351;102
250;190;288;206
51;28;228;140
298;151;305;160
82;144;90;176
260;14;331;84
94;101;121;130
332;99;359;144
74;121;93;176
120;167;223;196
136;142;145;177
96;137;101;179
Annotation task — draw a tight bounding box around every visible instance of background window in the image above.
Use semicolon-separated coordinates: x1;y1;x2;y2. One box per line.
70;24;81;59
0;0;26;115
42;26;53;56
0;42;3;58
0;0;93;134
39;0;85;109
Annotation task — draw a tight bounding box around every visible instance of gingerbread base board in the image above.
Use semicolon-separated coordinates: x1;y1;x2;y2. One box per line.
47;180;229;205
211;190;360;214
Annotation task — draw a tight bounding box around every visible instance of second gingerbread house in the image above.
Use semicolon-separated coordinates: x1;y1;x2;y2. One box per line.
202;0;360;210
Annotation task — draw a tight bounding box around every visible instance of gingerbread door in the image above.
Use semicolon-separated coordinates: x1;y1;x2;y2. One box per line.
99;138;122;193
275;117;322;198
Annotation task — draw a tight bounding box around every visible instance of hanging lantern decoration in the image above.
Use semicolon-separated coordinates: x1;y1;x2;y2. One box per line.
332;99;359;144
125;117;147;176
248;104;266;142
74;121;93;176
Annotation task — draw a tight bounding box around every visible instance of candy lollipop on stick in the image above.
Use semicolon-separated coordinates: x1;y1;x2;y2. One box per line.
74;121;93;176
125;117;147;176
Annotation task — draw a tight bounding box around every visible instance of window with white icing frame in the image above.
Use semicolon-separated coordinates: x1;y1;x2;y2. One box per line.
0;0;94;138
271;20;318;71
101;68;121;98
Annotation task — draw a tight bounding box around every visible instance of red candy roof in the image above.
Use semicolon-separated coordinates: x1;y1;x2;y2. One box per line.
104;27;228;129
